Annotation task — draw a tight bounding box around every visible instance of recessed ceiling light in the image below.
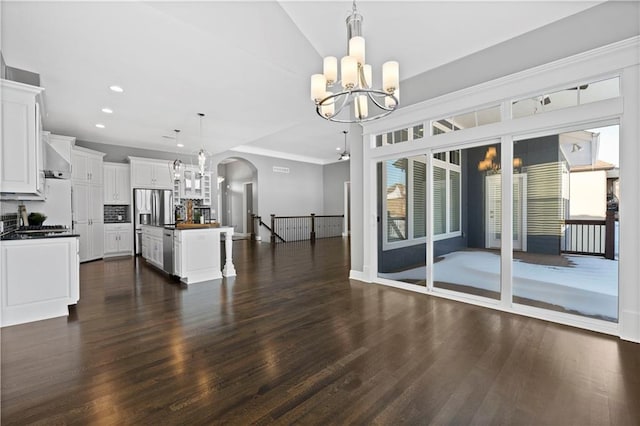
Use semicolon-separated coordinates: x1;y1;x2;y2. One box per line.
109;85;124;93
101;107;113;114
336;147;341;151
177;143;184;148
95;123;105;129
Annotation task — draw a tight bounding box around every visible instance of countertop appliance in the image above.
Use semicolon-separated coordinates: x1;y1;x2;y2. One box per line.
162;228;174;275
133;188;173;254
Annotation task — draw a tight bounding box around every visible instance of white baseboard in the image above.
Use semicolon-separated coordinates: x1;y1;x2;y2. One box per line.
349;270;370;282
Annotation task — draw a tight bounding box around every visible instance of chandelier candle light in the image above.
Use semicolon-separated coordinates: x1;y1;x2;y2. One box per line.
310;0;399;123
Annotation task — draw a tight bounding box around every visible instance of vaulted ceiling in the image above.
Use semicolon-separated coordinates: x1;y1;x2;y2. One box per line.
1;1;601;164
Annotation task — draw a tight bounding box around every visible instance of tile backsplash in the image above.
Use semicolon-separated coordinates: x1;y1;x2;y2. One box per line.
1;213;18;234
104;205;130;223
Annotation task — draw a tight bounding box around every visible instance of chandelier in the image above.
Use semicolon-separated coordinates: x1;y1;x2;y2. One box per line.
310;0;399;123
338;130;350;161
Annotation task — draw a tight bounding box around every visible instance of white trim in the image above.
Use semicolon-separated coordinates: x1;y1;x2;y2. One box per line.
230;145;327;165
363;36;639;135
349;269;369;282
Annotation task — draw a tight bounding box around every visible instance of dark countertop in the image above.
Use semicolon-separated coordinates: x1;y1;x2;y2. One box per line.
104;221;132;224
1;232;80;241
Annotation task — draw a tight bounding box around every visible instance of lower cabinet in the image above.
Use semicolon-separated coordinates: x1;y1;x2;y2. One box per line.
141;225;163;269
104;223;133;257
75;221;104;262
1;237;79;327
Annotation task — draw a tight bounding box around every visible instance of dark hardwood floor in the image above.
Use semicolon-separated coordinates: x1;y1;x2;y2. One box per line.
2;238;639;425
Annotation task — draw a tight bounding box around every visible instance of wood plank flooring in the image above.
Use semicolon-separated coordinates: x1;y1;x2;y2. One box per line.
2;237;639;425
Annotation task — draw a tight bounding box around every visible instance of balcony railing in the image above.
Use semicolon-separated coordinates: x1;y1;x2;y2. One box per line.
561;211;616;259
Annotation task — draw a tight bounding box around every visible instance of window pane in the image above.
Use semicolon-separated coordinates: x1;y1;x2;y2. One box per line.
544;88;578;112
450;170;460;232
413;161;426;238
513;126;619;322
580;77;620;104
376;134;383;147
386;159;407;242
434;142;501;300
433;166;447;235
512;97;539;118
434;152;446;162
449;150;460;165
452;111;476;130
477;105;501;126
413;124;424;140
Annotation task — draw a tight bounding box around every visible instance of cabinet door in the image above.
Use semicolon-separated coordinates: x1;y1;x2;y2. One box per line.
104;166;116;203
1;88;38;193
90;185;104;221
88;156;103;185
115;167;130;203
118;230;133;253
90;222;104;260
104;230;119;254
153;162;173;189
72;183;90;222
133;162;154;187
76;222;90;262
71;151;88;182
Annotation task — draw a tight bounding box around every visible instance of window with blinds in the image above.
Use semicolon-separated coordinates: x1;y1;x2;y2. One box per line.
386;159;407;242
413;161;426;238
450;170;461;232
433;166;447;235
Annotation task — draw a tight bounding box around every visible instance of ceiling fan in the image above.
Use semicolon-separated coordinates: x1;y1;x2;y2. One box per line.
339;130;350;161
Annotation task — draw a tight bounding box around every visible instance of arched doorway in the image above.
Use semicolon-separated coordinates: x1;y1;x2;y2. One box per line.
216;157;258;238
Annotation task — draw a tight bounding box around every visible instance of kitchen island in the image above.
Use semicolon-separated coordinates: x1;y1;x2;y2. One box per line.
141;224;235;284
174;225;236;284
1;234;80;327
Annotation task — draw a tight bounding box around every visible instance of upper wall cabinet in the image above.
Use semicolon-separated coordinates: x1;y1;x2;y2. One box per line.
129;157;173;189
71;148;103;185
104;162;131;205
0;79;45;199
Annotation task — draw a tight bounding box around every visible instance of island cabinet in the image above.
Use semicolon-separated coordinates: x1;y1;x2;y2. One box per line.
1;237;79;327
141;225;163;269
173;226;235;284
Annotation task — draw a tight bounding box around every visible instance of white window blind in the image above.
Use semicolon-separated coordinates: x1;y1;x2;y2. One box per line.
433;166;447;235
450;170;461;232
413;161;426;238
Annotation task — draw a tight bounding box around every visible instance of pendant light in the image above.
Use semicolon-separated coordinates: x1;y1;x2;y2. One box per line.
171;129;183;180
339;130;350;161
196;113;210;177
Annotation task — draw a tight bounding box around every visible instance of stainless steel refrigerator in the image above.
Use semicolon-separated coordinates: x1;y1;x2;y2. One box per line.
133;188;173;254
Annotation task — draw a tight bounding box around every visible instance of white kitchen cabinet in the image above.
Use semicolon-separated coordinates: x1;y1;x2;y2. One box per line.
1;236;80;327
129;157;173;189
174;167;212;206
141;225;163;269
72;147;103;185
104;162;131;204
0;79;45;199
72;147;105;262
104;223;133;256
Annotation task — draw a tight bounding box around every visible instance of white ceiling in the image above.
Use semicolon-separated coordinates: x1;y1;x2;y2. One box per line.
1;1;600;164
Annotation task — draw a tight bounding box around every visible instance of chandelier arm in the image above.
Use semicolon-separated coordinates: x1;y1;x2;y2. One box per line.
366;91;395;111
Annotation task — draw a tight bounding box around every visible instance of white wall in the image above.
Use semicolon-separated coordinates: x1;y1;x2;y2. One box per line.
322;160;350;215
569;171;607;219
